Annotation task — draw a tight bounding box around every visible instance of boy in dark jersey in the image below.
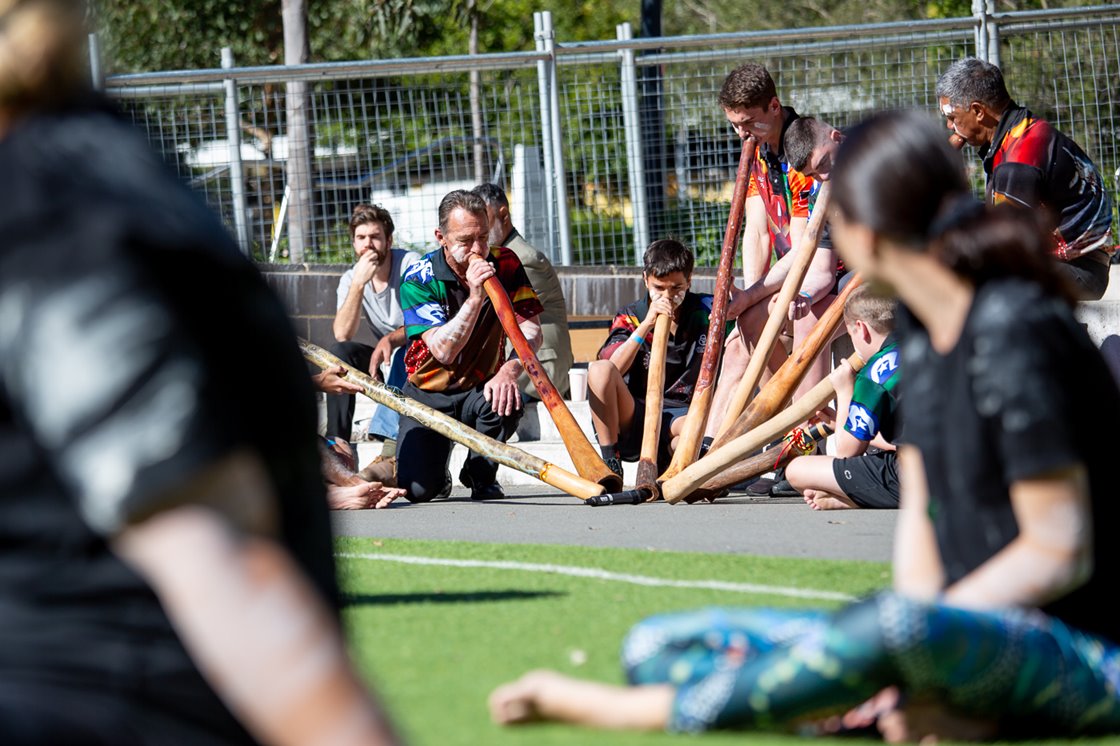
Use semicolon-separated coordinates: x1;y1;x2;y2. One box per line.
589;240;725;477
786;285;901;509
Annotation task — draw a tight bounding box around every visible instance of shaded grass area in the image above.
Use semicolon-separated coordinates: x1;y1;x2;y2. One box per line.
335;537;1120;746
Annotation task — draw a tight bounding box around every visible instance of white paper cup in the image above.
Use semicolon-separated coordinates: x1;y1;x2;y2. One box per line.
568;368;588;402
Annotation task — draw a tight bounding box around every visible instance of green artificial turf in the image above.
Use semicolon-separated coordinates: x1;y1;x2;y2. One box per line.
335;537;1120;746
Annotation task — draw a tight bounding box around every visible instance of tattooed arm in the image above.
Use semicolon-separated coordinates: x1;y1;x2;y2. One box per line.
421;259;493;364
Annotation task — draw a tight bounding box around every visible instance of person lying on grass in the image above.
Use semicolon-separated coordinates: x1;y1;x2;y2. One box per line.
489;110;1120;742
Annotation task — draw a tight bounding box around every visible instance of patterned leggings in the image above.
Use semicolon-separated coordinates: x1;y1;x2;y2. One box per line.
622;591;1120;734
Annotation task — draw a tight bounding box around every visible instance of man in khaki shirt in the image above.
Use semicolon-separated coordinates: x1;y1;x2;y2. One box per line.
474;183;574;398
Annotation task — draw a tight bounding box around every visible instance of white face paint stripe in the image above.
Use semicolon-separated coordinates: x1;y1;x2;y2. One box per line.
941;104;955;117
336;552;855;602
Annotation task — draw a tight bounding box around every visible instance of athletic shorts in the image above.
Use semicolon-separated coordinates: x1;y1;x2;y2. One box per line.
619;403;689;469
832;448;900;508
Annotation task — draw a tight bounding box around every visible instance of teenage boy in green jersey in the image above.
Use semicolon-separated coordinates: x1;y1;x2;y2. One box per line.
786;285;901;509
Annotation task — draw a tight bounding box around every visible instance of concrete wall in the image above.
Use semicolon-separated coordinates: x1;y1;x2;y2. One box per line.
260;262;716;350
261;263;1119;384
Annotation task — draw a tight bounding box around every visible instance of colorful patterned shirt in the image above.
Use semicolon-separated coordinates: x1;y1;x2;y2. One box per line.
745;107;826;264
400;246;543;393
598;292;733;408
981;105;1114;261
845;335;901;443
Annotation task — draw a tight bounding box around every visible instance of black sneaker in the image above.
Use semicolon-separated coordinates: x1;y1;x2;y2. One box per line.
604;456;624;479
470;482;506;501
434;470;453;500
769;468;802;497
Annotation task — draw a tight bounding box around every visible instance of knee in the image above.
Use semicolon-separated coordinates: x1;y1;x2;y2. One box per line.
587;359;617;391
329;340;371;367
399;474;445;503
785;457;809;489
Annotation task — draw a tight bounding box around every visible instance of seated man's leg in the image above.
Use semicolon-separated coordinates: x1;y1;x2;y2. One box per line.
459;384;524;489
1056;253;1110;301
587;359;635;462
790;294;837;402
325;340;375;441
704;329;751;439
395;384;456;503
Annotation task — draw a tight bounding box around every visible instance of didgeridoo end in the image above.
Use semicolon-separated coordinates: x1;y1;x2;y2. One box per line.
634;460;661;502
949;133;967;149
587;488;651;507
597;472;625;493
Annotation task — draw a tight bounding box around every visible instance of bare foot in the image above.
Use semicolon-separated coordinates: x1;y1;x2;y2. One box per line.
326;481;405;510
804;489;857;511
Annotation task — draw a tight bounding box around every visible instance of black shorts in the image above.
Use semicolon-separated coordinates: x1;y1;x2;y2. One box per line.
832;449;900;509
619;403;689;470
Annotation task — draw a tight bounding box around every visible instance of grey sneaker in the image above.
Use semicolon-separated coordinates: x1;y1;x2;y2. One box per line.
604;456;624;479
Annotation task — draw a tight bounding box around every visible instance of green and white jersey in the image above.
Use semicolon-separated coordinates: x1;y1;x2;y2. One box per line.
845;335;901;443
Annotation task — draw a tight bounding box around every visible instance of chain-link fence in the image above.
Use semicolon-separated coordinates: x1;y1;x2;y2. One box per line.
105;4;1120;267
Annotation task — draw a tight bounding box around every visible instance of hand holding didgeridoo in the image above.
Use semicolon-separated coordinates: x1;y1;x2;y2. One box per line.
468;255;623;492
715;182;833;438
657;136;757;484
300;339;605;501
660;352;865;504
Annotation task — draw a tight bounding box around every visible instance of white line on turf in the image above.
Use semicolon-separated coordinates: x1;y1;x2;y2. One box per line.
336;552;855;602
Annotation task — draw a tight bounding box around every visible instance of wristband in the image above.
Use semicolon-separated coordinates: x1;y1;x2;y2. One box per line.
799;291;813;301
629;332;646;347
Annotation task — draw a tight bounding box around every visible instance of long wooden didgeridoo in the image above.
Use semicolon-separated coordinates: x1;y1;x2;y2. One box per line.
714;182;833;439
683;421;832;503
300;339;605;501
661;352;865;503
466;255;622;492
657;136;757;484
634;313;672;499
707;272;864;455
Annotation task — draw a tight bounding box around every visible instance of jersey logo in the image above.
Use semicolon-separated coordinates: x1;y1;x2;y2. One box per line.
403;257;434;285
845;403;878;441
404;301;446;328
869;350;899;385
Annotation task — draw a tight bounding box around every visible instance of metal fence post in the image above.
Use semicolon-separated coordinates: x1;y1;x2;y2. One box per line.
972;0;988;60
617;23;650;266
540;11;573;266
221;48;251;255
88;33;103;90
534;12;558;263
971;0;1000;65
984;0;1001;67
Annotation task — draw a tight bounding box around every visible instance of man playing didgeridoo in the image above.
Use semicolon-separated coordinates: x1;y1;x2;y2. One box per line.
488;111;1120;741
396;190;543;502
588;240;730;478
785;284;902;510
936;57;1114;299
708;63;842;495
